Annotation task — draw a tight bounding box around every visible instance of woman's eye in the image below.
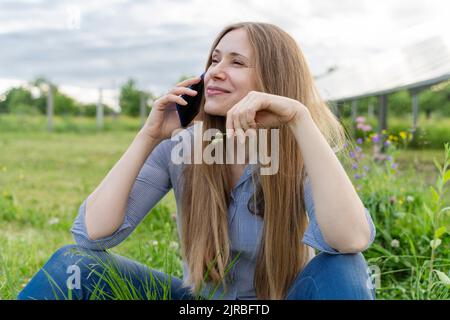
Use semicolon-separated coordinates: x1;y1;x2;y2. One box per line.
210;59;244;66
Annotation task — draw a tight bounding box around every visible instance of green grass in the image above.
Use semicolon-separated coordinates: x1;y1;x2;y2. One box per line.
0;130;181;299
0;114;449;299
0;113;142;133
339;139;450;299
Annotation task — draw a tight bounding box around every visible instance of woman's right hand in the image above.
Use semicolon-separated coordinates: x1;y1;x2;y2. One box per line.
140;76;202;142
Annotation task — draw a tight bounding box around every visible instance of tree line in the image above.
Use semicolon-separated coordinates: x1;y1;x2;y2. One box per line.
0;77;163;117
1;77;449;118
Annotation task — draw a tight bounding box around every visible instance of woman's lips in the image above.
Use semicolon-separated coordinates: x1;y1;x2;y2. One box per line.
206;88;230;96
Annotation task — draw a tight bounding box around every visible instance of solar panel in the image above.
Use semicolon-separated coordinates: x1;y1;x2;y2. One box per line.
315;35;450;102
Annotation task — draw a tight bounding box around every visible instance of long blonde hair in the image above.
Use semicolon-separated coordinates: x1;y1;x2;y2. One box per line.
179;22;347;299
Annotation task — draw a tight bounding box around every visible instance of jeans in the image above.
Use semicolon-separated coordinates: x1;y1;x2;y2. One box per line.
17;244;375;300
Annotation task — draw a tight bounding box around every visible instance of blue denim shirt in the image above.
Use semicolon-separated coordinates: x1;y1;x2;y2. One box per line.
71;125;376;300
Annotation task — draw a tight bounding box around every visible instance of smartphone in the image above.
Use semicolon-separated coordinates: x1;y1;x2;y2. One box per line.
176;73;205;127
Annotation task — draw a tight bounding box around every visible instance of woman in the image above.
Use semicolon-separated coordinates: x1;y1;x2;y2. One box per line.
18;22;376;300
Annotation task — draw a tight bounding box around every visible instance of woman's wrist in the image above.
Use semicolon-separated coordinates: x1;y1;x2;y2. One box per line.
135;127;161;150
288;102;312;132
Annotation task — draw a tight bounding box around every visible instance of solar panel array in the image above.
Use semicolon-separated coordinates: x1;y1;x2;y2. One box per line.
315;35;450;102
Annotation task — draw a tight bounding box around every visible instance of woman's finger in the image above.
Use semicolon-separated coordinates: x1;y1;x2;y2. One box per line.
169;86;199;97
176;76;202;87
160;94;187;107
232;113;245;144
239;109;249;132
245;107;257;129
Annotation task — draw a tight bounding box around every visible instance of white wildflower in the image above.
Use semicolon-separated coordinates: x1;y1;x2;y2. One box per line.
48;217;60;226
390;239;400;248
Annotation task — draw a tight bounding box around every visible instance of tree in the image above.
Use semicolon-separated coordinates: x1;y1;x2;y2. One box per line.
389;90;411;116
0;87;36;114
119;79;141;116
119;78;156;117
420;88;446;119
31;77;53;114
79;103;115;117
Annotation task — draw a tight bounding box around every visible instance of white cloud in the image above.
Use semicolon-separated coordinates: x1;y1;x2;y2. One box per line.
58;85;120;111
0;78;28;95
0;0;449;102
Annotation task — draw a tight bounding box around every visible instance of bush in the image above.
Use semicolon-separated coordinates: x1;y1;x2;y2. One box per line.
339;132;450;299
342;115;450;150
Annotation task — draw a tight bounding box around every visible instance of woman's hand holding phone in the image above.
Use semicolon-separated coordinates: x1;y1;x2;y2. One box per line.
141;76;202;143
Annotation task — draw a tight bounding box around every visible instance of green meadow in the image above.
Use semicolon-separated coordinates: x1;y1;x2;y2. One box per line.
0;114;449;299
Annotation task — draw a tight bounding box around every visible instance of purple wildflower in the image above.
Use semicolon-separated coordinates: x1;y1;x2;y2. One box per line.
372;134;380;143
356;138;363;144
352;163;358;170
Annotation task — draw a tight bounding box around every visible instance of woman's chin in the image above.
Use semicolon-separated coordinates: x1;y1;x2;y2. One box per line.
204;103;227;117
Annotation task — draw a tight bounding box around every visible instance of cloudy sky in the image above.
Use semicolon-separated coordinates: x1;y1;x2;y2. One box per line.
0;0;449;108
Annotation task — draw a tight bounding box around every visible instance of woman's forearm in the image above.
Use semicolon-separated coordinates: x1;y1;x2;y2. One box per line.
288;106;371;253
85;129;161;240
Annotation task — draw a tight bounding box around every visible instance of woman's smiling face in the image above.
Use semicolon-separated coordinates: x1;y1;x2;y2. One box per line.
203;28;259;117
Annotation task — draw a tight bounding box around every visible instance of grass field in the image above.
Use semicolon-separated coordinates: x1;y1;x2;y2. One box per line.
0;130;182;299
0;114;449;299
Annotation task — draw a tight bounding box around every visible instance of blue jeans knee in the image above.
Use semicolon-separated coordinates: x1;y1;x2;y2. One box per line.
17;244;110;300
286;252;376;300
17;244;197;300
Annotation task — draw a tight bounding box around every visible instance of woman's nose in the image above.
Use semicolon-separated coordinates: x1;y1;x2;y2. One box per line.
209;62;227;79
